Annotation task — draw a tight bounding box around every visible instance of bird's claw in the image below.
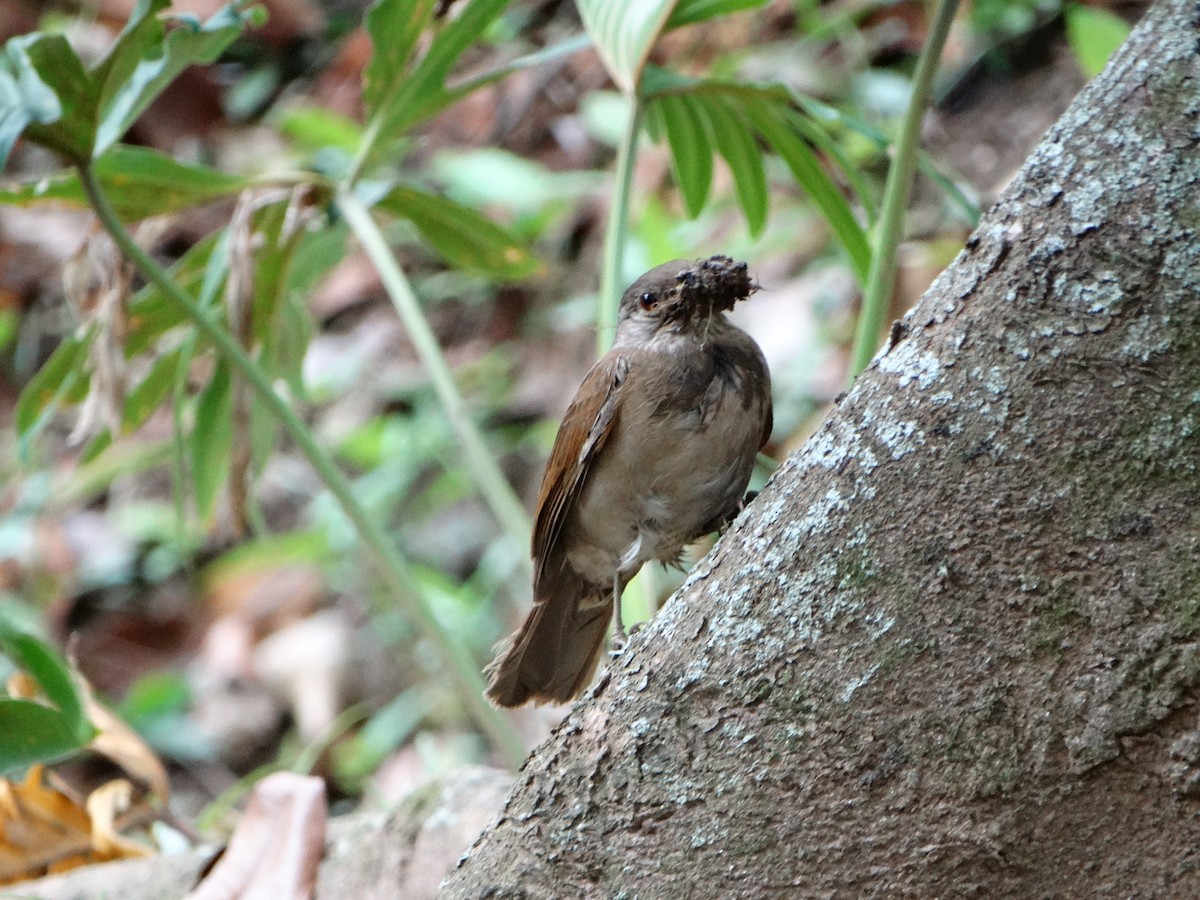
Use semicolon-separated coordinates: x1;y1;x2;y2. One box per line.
609;635;628;657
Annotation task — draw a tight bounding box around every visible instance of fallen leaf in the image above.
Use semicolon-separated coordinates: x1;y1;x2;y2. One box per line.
186;772;327;900
86;779;153;859
0;766;150;886
68;650;171;804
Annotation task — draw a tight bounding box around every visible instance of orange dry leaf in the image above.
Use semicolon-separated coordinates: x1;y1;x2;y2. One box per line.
10;643;172;804
0;655;168;886
83;686;171;804
0;766;150;886
86;779;153;860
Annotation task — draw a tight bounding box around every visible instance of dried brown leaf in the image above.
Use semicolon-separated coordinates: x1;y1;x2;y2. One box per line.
86;779;152;859
0;766;150;886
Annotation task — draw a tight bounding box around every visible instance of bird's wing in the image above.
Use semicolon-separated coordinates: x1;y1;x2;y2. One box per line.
531;351;629;588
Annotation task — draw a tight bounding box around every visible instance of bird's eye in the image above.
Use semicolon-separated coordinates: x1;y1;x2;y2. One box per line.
639;292;657;310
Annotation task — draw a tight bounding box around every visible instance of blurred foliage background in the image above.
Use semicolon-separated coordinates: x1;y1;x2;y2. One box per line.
0;0;1140;829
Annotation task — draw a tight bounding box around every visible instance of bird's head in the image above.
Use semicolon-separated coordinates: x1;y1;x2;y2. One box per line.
616;255;757;339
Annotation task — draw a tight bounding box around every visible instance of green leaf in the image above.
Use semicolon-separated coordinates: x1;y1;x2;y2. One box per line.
91;0;168;105
1065;4;1130;78
786;110;876;223
363;0;438;117
666;0;769;29
0;2;259;166
56;437;173;508
268;288;314;398
0;629;90;743
0;308;18;353
360;0;510;166
702;97;767;236
202;530;333;579
642;69;880;233
96;145;253;217
430;149;597;218
124;345;187;433
0;145;254;220
333;687;426;782
638;61;704;98
276;104;363;154
793;93;978;224
743;97;871;283
0;699;83;774
191;359;232;523
269;223;343;394
376;185;540;279
577;0;678;93
79;429;113;466
244;201;294;345
652;94;713;219
14;335;88;439
236;201;307;470
126;231;223;358
118;671;190;723
94;0;264;155
0;33;97;166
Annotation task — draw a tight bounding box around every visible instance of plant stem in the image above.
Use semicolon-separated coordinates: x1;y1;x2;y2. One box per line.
78;162;525;768
346;117;382;187
596;96;643;353
443;34;593;111
847;0;959;380
170;334;197;551
336;189;532;560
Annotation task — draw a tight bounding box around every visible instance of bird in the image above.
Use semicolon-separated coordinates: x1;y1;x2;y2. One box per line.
485;255;773;707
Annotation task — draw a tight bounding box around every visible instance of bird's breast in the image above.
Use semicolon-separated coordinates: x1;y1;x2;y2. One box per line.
565;327;770;580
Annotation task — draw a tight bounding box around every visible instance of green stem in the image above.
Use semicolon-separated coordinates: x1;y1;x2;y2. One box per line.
346;116;382;187
442;34;593;113
78;162;525;768
847;0;959;381
336;188;532;560
596;96;643;353
170;333;197;551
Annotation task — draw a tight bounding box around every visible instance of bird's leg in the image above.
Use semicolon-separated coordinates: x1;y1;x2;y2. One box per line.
609;570;628;656
712;490;760;537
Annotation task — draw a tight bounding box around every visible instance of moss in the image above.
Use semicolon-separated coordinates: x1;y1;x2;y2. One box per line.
771;684;814;721
1044;380;1200;546
970;757;1026;799
834;544;878;591
741;674;778;706
1168;593;1200;638
1158;544;1200;637
1142;53;1200;141
914;695;1026;801
1024;576;1091;658
871;633;933;679
1121;402;1200;487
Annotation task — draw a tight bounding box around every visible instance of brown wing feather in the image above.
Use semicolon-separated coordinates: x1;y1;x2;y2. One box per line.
531;352;628;588
485;352;629;707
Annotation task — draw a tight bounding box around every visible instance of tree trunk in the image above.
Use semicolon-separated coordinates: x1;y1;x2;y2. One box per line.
442;1;1200;896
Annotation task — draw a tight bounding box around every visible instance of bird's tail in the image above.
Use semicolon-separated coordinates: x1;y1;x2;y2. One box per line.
484;566;610;708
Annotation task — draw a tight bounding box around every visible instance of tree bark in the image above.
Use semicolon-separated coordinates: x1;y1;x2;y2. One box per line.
443;1;1200;896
